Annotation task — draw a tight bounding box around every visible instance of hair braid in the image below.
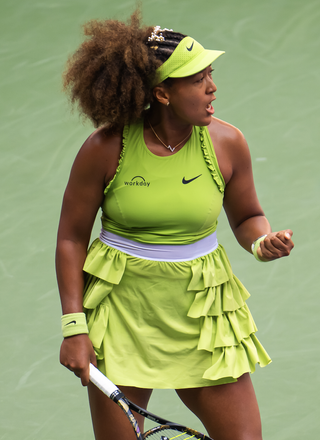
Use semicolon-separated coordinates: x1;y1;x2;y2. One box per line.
146;30;186;63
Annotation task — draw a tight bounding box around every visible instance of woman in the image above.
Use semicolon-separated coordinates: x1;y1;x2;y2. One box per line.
56;10;294;440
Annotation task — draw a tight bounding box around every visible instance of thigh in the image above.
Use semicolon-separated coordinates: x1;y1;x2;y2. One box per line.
88;382;152;440
176;373;262;440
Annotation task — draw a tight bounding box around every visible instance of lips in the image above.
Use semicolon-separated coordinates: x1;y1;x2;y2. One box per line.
206;102;215;115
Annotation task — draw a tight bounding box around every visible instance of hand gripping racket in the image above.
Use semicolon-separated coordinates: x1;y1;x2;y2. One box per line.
89;363;213;440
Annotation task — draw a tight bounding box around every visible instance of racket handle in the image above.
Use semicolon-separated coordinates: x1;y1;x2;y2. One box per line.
89;363;120;398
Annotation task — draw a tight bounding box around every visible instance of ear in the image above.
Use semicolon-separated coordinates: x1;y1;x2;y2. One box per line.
153;84;170;106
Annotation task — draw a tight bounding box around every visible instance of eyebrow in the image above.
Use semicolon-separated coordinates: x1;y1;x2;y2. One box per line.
195;65;213;76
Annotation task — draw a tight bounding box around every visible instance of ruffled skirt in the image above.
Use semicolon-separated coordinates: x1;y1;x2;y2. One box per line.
83;239;271;389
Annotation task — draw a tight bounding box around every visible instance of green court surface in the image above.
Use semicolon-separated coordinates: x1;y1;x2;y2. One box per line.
1;0;319;438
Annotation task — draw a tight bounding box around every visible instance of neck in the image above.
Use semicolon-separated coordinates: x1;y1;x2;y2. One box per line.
146;105;193;148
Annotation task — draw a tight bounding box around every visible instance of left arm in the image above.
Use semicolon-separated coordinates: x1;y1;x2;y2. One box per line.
214;122;294;261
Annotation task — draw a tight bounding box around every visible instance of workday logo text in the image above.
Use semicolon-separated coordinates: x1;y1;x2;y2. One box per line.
124;176;151;187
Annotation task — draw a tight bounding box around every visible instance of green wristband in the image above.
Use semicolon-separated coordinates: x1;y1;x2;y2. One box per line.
251;235;267;262
61;312;89;338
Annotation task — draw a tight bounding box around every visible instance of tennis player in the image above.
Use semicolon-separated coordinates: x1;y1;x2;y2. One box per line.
56;10;294;440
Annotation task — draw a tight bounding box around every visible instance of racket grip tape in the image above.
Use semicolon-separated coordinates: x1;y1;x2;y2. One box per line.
89;363;120;398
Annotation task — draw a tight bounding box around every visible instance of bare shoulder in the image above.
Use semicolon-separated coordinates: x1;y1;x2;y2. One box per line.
208;117;248;151
72;126;123;186
207;117;251;184
78;126;122;164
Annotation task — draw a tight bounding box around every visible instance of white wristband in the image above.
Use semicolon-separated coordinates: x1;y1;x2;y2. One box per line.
251;235;267;262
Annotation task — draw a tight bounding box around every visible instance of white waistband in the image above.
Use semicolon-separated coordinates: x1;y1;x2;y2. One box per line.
99;229;218;262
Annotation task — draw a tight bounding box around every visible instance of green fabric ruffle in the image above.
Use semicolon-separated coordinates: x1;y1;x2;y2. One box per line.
83;240;271;388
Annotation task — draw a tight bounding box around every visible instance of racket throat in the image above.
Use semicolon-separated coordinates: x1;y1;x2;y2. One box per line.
110;389;126;402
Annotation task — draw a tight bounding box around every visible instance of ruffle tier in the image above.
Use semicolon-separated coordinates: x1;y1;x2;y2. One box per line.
83;239;271;388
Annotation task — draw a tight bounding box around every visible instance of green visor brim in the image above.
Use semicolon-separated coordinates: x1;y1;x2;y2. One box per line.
151;36;225;88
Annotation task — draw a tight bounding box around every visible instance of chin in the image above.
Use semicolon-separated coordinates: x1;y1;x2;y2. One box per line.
195;115;213;127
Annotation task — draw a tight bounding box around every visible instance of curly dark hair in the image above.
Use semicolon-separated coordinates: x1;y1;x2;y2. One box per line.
63;8;186;130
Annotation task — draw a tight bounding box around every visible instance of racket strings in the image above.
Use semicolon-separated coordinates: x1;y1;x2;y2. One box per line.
143;427;199;439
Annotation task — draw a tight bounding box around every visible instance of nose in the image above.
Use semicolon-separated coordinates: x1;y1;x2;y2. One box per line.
206;76;217;94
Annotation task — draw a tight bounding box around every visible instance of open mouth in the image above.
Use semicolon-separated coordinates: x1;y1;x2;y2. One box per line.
206;103;214;115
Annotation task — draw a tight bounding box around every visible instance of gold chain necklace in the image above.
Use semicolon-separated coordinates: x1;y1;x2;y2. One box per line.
148;120;193;153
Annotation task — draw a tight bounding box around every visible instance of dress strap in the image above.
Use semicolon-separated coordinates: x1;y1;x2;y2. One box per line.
199;125;225;193
103;124;130;195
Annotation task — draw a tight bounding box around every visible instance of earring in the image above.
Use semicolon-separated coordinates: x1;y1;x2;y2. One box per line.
166;101;170;106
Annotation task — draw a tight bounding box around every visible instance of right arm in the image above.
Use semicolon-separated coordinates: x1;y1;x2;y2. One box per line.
56;128;122;385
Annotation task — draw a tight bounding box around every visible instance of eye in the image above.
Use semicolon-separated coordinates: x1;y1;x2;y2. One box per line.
195;75;204;83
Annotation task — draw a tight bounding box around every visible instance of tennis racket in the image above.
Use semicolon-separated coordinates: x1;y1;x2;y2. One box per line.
89;363;213;440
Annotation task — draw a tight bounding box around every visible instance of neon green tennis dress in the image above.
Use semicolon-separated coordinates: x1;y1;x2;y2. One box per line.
83;119;271;389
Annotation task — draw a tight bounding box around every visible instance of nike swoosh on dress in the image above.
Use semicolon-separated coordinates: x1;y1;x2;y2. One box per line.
182;174;202;184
